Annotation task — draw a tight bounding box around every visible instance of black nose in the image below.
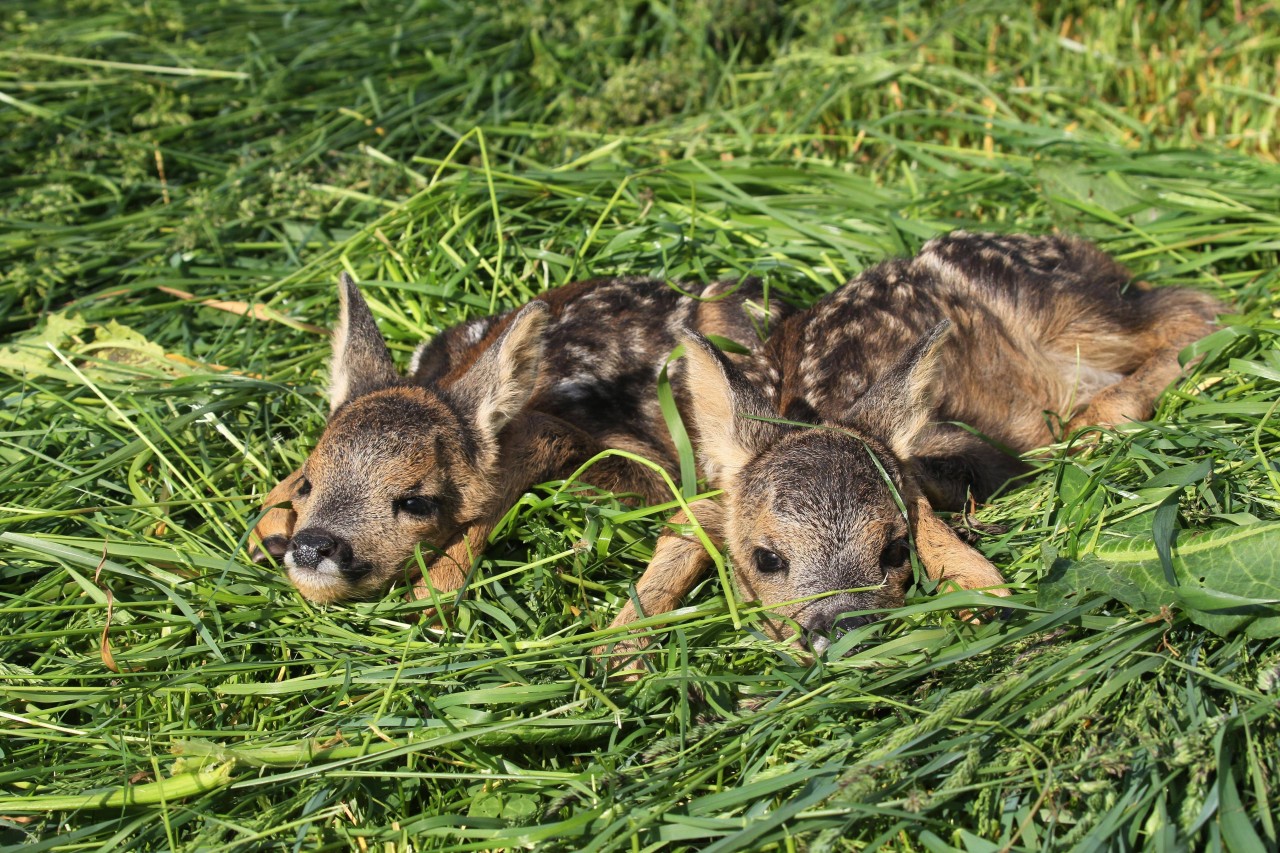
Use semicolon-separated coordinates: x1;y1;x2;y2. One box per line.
803;613;879;655
287;529;353;572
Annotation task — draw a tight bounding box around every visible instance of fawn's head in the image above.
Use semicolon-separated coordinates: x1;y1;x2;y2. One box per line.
281;274;548;603
680;323;950;654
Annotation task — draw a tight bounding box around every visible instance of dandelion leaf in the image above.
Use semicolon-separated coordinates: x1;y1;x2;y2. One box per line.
1039;522;1280;638
0;311;86;375
83;319;169;366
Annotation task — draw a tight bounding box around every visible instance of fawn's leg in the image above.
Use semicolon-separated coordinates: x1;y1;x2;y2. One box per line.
608;502;725;629
1065;345;1188;434
911;496;1010;597
596;502;725;674
408;412;673;599
1061;285;1223;436
249;469;303;563
410;522;492;600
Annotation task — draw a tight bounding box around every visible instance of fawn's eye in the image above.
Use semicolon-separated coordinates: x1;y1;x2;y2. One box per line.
295;477;312;499
394;496;438;518
753;547;788;574
880;537;910;569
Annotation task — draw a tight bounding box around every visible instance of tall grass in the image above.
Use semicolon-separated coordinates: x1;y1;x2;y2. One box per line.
2;0;1278;849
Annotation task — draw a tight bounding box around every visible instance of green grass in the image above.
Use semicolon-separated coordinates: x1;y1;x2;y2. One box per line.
2;0;1279;849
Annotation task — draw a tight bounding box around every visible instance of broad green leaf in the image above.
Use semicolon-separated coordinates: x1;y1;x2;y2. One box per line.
1039;523;1280;638
0;311;87;375
81;319;169;366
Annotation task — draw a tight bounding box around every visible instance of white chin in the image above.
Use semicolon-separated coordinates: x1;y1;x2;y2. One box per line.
287;566;347;604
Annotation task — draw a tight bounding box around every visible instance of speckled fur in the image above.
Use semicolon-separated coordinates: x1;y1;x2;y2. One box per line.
607;232;1226;658
742;231;1225;507
251;274;790;604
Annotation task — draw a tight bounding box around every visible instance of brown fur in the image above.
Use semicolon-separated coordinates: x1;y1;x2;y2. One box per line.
607;232;1225;656
249;273;790;604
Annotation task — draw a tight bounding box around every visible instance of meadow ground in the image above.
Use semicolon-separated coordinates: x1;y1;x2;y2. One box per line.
2;1;1279;849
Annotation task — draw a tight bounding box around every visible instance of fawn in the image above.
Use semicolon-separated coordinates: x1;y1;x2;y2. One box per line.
250;272;789;604
605;232;1225;656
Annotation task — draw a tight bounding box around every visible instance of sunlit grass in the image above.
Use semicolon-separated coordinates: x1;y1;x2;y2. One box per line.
1;0;1278;849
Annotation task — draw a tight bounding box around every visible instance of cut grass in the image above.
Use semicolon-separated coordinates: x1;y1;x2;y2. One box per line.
2;0;1279;849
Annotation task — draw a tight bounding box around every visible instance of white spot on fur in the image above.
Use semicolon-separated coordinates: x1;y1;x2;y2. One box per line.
551;378;596;401
408;342;430;375
1054;352;1123;411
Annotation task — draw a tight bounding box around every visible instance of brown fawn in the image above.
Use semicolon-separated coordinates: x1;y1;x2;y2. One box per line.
605;231;1225;656
250;273;789;604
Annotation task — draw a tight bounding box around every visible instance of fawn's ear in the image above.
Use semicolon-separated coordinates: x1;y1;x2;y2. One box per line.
329;272;399;413
447;302;549;443
847;320;951;460
680;331;787;484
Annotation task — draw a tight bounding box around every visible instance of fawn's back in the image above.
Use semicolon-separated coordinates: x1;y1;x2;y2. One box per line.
663;231;1224;652
746;231;1224;507
263;274;788;603
418;276;781;471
